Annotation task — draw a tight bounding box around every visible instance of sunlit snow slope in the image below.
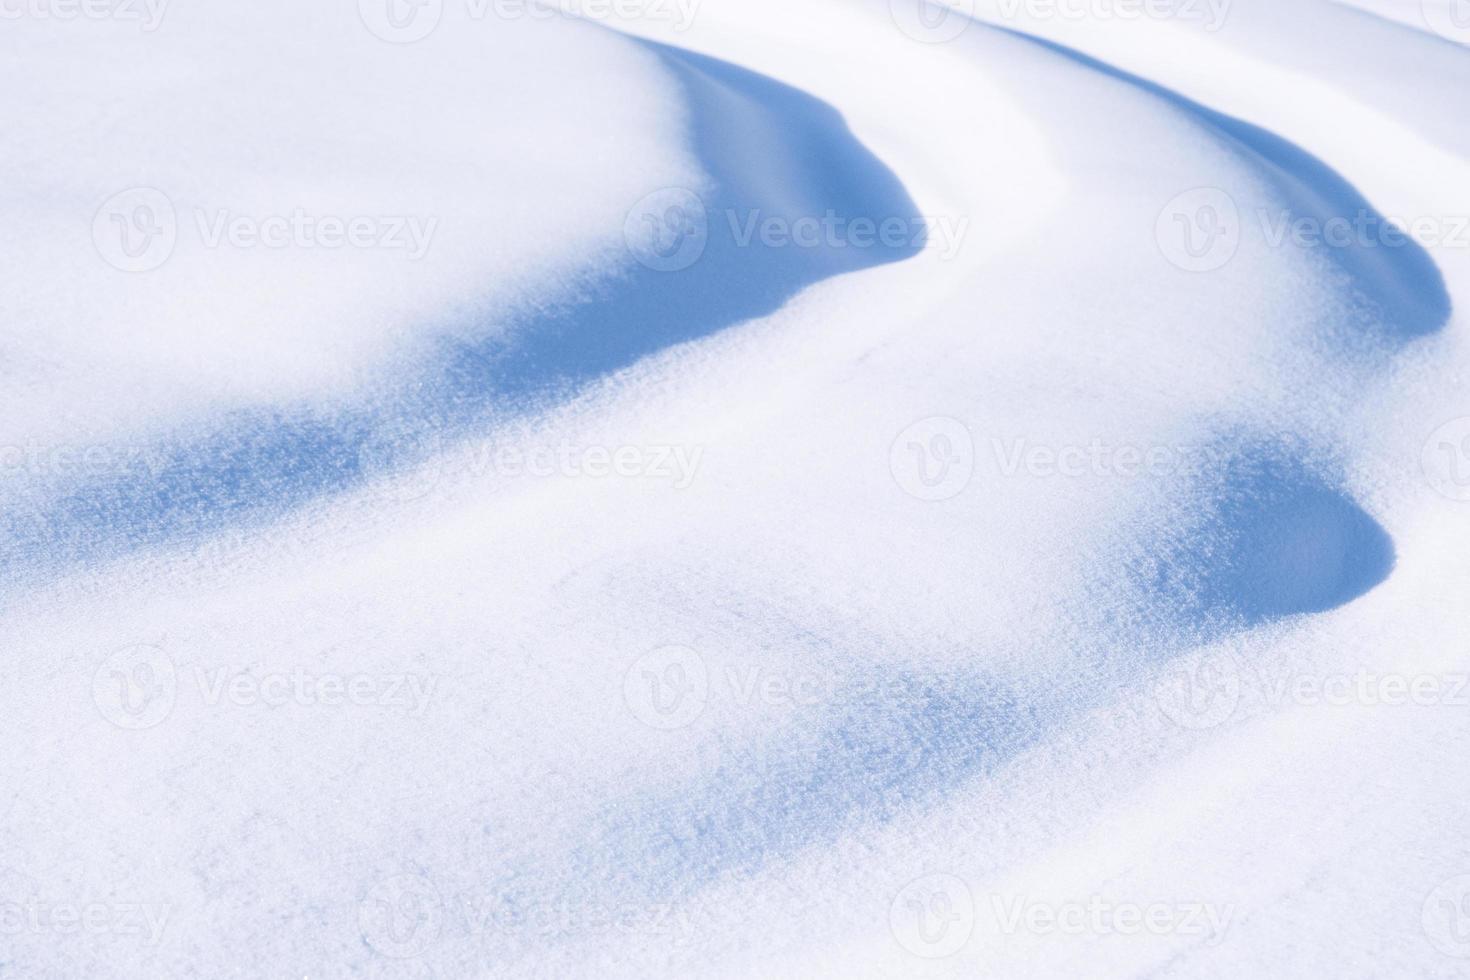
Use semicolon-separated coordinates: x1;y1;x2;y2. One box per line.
3;0;1469;977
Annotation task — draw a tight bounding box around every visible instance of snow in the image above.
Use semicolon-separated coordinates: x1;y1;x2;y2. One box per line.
3;0;1469;976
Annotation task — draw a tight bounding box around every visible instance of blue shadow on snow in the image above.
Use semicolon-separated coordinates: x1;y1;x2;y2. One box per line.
1005;30;1450;343
0;39;924;592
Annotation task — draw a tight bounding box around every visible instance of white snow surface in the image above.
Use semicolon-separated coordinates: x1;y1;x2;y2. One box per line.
3;0;1470;976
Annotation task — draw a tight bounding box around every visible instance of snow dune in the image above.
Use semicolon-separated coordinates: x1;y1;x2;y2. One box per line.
2;0;1469;977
